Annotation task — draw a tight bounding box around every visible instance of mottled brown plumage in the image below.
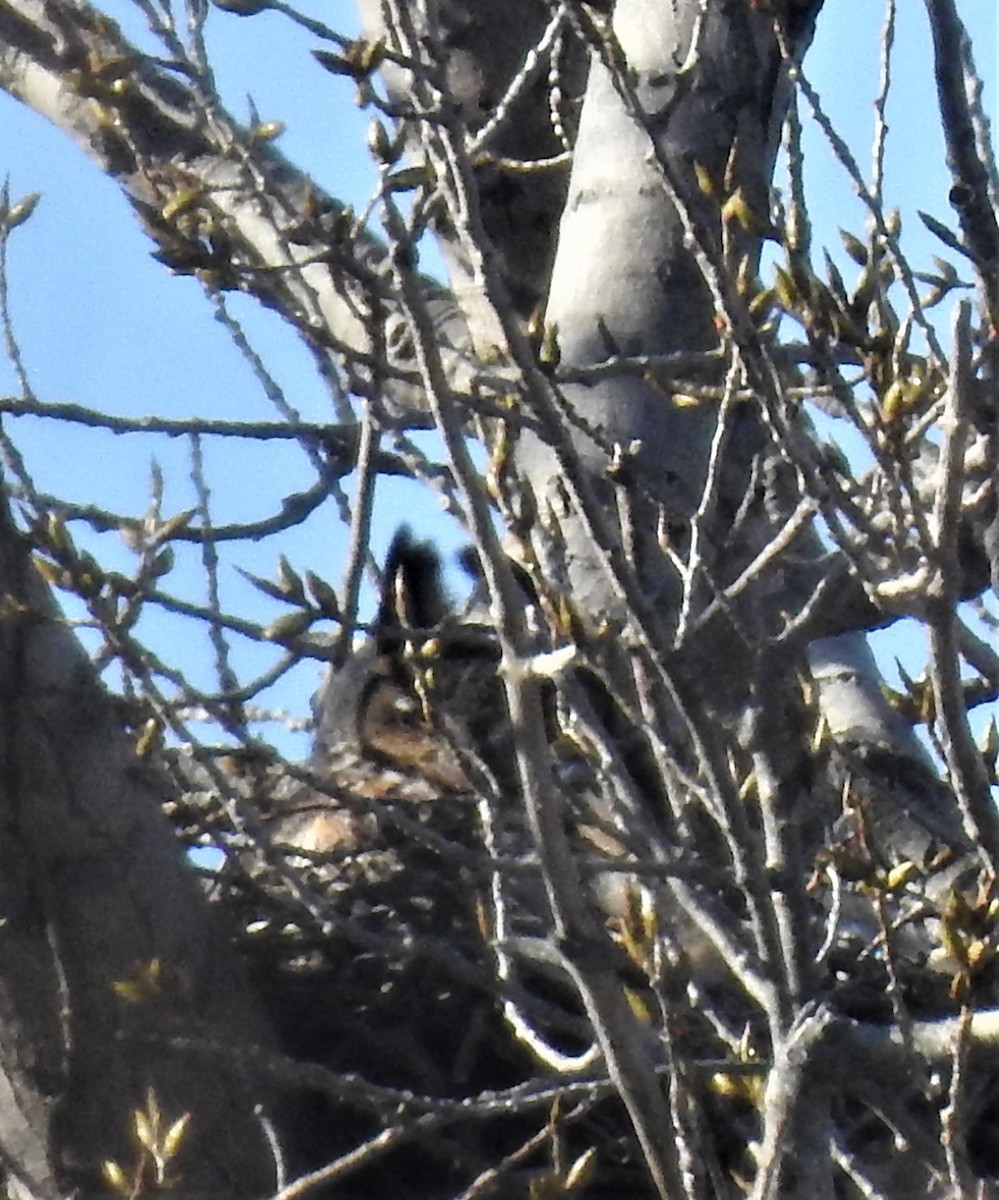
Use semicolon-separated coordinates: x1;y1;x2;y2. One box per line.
267;531;499;867
266;531;658;930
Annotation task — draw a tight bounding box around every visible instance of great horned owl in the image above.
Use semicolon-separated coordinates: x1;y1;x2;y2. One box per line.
268;530;505;870
249;532;541;1115
253;533;721;1109
275;528;685;923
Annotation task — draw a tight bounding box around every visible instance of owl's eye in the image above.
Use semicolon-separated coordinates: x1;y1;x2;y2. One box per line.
360;677;424;745
388;690;420;719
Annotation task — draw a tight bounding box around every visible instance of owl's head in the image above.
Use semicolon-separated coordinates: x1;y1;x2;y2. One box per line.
310;529;500;793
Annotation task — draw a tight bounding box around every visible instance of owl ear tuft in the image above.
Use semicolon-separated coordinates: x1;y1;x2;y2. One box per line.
375;527;451;641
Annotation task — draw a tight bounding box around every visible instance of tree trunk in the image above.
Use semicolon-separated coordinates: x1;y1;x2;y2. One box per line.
0;492;277;1198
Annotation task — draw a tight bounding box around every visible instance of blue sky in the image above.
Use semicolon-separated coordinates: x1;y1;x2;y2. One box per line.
0;0;995;753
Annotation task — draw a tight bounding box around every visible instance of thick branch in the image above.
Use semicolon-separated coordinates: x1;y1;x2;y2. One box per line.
0;0;474;422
